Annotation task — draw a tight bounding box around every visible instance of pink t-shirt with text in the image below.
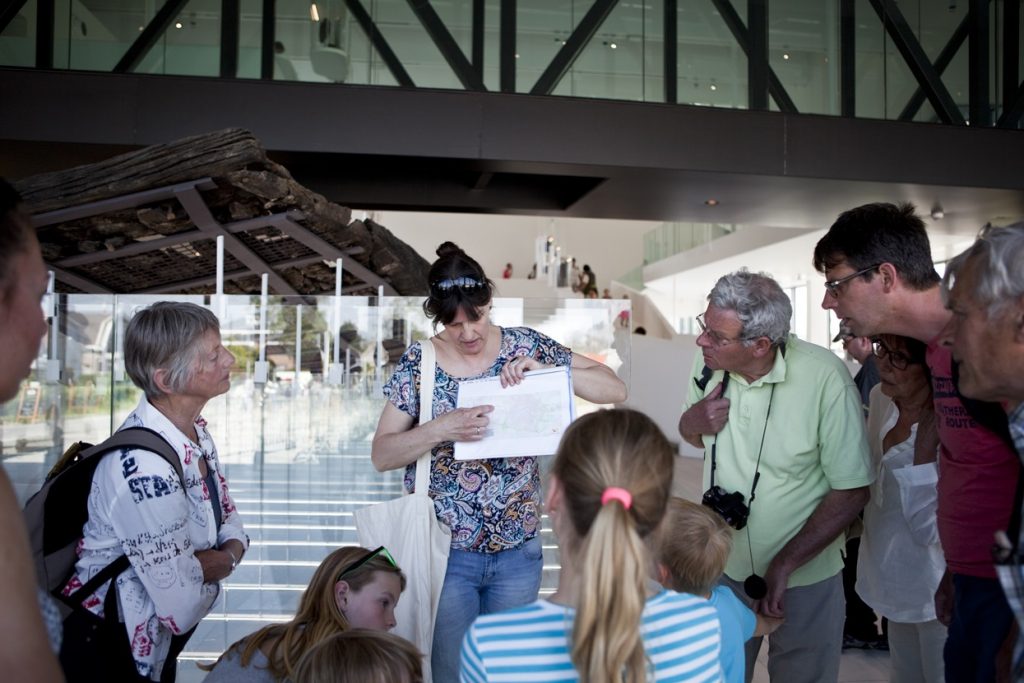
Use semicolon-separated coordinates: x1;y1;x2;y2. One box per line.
929;341;1018;578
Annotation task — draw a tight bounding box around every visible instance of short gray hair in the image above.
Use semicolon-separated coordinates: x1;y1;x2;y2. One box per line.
708;270;792;346
941;222;1024;318
124;301;221;401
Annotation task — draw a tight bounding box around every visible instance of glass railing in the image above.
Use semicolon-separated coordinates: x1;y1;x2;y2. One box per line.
643;220;738;264
0;0;1016;126
1;293;628;681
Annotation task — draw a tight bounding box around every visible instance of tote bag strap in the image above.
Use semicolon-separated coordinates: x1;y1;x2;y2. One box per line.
414;339;436;495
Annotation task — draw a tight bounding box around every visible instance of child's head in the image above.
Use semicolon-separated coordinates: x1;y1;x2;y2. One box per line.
548;408;675;683
293;629;423;683
658;498;733;596
327;546;405;631
205;546;407;680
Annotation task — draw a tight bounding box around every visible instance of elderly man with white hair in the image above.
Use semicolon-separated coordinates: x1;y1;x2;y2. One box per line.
678;269;872;683
941;221;1024;678
941;222;1024;450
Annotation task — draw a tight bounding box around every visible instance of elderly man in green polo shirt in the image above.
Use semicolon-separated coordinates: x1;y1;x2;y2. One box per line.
679;270;872;683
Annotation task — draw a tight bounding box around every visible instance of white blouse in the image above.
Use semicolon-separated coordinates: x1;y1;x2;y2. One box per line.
62;397;248;680
856;385;945;623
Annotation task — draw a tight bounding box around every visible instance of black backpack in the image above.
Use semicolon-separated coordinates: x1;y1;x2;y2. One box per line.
22;427;182;619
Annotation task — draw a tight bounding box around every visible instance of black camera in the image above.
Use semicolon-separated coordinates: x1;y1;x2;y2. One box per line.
702;485;749;530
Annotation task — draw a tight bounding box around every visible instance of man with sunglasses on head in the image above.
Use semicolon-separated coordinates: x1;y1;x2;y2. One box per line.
678;269;872;683
815;203;1018;682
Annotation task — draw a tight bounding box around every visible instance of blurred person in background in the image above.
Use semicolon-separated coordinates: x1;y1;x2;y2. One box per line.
0;178;64;682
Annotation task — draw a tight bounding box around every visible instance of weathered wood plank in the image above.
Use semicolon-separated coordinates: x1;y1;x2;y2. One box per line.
14;128;430;296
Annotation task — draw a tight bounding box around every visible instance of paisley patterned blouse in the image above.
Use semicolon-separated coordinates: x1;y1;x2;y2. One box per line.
384;326;572;553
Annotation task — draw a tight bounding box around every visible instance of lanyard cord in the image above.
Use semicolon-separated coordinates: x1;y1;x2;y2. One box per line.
709;381;776;503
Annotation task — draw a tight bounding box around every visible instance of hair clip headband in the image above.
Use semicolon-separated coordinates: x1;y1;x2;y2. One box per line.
601;487;632;510
432;276;484;292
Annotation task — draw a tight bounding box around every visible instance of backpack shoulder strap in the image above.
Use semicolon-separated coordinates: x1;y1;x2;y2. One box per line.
56;428;182;609
89;427;184;484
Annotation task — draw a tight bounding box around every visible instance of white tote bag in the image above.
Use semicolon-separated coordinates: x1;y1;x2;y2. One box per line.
355;339;451;682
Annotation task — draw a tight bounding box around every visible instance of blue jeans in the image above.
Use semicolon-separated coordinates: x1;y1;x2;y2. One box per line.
944;573;1013;682
431;536;543;683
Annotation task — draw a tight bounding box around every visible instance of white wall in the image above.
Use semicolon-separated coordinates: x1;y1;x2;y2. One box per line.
615;329;703;458
374;211;657;289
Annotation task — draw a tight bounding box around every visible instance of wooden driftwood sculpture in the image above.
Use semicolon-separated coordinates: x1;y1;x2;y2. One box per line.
15;128;429;296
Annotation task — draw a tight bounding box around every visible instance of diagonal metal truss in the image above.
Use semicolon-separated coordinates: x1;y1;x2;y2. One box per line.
867;0;964;125
8;0;1024;128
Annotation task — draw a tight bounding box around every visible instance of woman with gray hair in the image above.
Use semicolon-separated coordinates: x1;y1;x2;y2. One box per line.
59;301;248;682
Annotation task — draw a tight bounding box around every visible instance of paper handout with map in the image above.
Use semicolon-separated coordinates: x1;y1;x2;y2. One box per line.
454;365;575;460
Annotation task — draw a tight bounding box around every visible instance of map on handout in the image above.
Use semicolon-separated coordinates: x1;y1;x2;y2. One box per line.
454;366;575;460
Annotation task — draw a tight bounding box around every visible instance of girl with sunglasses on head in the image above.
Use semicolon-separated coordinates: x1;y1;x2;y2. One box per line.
203;546;407;683
461;408;722;683
372;242;627;682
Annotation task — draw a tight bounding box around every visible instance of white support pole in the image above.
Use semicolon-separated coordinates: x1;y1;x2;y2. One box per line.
328;259;343;385
45;271;61;382
215;235;226;322
254;273;269;384
294;305;302;390
375;285;385;394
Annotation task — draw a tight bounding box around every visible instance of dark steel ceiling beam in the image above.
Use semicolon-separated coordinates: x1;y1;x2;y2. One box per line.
996;81;1024;128
113;0;191;73
867;0;964;125
898;12;970;121
499;0;515;92
707;0;797;113
343;0;414;87
407;0;485;91
530;0;620;96
0;0;30;35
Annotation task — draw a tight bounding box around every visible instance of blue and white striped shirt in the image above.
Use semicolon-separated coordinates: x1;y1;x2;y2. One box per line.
460;590;722;682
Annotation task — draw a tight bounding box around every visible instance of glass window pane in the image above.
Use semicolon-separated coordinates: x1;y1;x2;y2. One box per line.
769;1;838;115
0;0;38;67
678;0;747;109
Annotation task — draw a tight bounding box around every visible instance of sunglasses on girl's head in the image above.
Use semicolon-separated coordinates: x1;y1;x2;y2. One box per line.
336;546;398;582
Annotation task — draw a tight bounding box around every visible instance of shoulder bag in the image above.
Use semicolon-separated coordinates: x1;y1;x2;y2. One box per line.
355;339;451;682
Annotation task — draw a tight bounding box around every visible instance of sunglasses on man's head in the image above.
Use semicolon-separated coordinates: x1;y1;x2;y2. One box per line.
336;546;399;582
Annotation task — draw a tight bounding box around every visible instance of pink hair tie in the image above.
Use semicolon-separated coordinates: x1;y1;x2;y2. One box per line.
601;487;633;510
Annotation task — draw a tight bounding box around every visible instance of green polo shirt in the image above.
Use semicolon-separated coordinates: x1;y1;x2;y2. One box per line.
685;334;873;588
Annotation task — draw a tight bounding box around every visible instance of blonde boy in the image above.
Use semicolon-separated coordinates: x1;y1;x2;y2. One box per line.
658;498;782;683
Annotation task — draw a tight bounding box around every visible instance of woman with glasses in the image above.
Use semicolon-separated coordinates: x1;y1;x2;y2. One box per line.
371;242;627;682
204;546;408;682
856;335;946;682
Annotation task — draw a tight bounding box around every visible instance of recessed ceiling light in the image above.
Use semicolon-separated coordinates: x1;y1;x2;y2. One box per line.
709;84;717;91
174;21;182;28
610;42;617;49
782;53;790;60
705;199;719;207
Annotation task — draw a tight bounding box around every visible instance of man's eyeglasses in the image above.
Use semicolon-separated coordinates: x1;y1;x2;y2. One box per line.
871;340;917;371
696;313;747;347
336;546;399;582
824;264;880;298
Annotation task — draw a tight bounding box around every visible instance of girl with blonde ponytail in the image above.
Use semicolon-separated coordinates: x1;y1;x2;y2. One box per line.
461;409;722;682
